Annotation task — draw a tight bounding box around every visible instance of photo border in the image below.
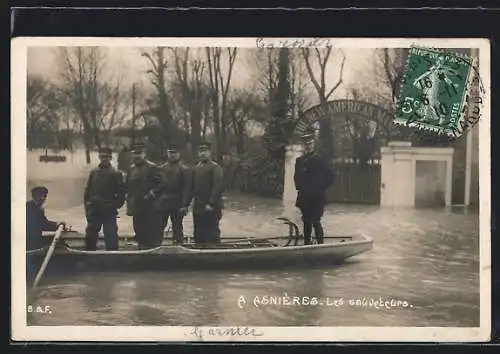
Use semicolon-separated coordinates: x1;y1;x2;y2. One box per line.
11;36;491;342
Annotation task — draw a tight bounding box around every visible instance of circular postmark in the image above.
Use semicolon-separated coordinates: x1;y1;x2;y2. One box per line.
394;46;485;142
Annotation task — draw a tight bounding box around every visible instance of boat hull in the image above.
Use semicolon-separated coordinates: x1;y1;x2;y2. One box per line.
27;233;373;274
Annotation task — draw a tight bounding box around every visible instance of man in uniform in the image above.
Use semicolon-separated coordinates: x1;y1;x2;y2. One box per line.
26;186;66;251
26;186;66;287
83;147;126;251
154;143;192;244
294;130;335;245
125;143;163;249
186;141;225;245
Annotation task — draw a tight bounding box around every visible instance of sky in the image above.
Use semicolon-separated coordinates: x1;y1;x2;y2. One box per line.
27;46;377;106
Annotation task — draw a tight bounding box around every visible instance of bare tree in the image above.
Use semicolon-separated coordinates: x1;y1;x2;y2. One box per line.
170;48;208;154
205;47;238;162
348;48;410;142
227;89;266;156
141;47;175;146
252;48;280;103
348;48;407;111
27;74;59;149
252;48;311;154
27;74;77;151
301;47;346;160
288;50;313;124
56;47;128;163
375;48;409;107
169;48;191;143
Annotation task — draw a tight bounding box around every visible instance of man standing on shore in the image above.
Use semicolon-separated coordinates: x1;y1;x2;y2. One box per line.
187;141;225;245
83;147;126;251
125;143;163;249
294;130;335;245
154;143;192;245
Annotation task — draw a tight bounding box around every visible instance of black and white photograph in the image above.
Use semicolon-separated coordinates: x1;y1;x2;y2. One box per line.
11;37;491;342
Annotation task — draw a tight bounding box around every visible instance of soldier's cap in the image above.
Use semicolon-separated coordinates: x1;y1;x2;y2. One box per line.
98;147;113;156
167;143;181;152
130;143;145;153
198;141;212;150
31;186;48;196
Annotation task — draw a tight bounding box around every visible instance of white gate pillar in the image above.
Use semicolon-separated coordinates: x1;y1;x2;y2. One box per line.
282;144;303;223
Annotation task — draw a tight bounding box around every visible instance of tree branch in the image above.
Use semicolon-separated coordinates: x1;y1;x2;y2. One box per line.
325;51;346;100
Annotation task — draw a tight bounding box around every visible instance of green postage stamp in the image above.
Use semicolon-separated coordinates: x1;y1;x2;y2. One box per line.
394;46;475;136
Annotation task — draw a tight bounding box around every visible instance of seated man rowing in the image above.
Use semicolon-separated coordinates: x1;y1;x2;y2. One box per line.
26;186;67;251
26;186;67;287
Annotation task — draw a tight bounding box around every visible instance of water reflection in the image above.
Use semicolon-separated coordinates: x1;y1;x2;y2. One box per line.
128;273;222;326
72;272;226;326
253;270;326;326
81;275;116;313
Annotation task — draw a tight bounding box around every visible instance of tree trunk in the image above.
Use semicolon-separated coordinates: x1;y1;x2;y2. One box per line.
269;47;290;159
191;108;202;155
319;98;335;162
81;117;93;164
84;137;92;164
212;94;222;162
235;122;245;156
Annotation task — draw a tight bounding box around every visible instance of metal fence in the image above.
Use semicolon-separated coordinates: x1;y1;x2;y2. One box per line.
326;161;381;205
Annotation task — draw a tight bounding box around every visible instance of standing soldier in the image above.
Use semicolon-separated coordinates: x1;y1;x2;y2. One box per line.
186;141;225;245
83;147;126;251
125;143;163;249
294;130;335;245
154;143;192;245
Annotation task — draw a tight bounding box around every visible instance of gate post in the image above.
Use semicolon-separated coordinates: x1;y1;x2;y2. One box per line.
381;141;454;207
282;144;303;222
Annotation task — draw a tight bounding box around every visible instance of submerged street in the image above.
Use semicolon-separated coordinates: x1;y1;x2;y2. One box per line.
24;151;480;327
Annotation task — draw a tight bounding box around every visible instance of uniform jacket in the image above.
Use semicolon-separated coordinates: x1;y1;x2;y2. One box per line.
294;152;335;199
189;160;225;215
125;159;162;216
154;161;192;211
84;163;126;216
26;200;58;250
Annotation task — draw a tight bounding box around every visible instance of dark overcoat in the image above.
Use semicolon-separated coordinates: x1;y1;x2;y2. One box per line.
190;160;225;215
294;152;335;208
26;200;58;250
125;160;162;216
154;161;192;211
84;164;126;217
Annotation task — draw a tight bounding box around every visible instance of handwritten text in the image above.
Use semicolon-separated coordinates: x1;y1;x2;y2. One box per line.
256;37;334;49
187;326;264;340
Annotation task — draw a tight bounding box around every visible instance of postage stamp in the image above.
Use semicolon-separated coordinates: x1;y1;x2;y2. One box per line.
394;46;477;136
11;37;491;343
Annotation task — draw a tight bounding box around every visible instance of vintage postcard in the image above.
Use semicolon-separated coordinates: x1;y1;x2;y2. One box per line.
11;37;491;342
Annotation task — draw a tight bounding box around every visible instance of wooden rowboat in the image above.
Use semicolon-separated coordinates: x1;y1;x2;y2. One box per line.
26;218;374;273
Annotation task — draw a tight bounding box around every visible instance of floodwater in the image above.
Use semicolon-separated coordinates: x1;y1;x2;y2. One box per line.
23;150;480;327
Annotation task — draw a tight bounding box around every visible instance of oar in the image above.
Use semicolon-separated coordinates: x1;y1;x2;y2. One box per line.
32;224;65;288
